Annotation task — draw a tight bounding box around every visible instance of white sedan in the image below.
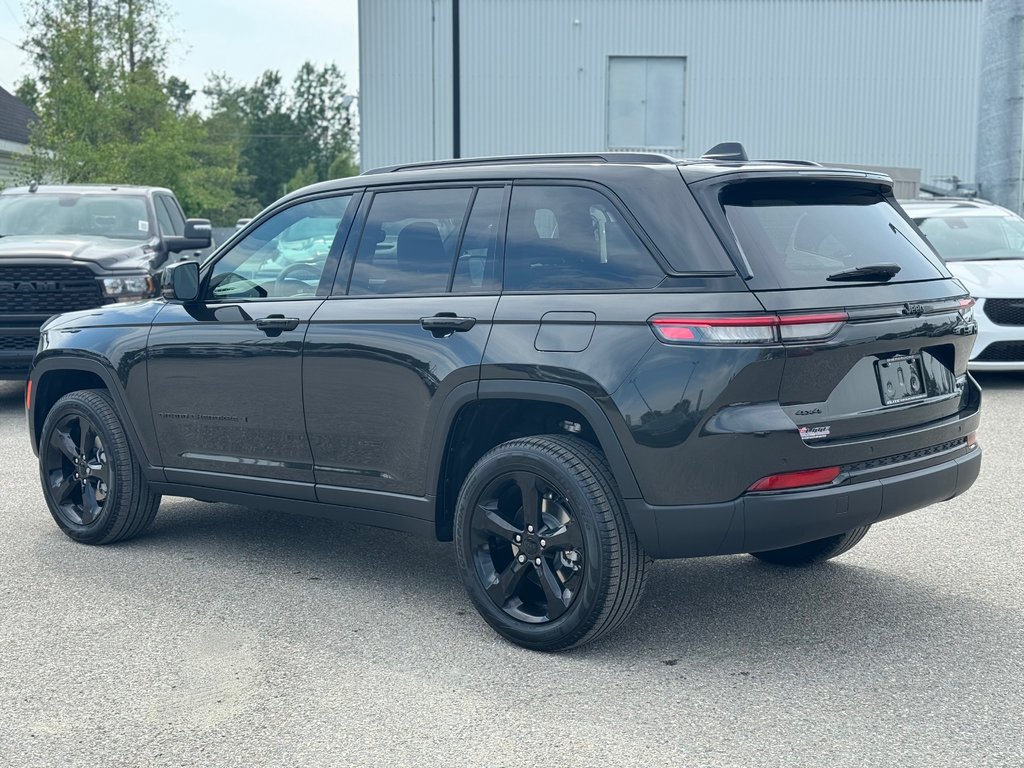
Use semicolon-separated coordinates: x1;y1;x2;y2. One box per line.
902;198;1024;371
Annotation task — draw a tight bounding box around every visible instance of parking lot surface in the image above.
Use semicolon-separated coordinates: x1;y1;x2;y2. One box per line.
1;376;1021;767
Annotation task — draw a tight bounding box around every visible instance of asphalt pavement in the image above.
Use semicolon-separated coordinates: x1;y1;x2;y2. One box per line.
1;376;1021;767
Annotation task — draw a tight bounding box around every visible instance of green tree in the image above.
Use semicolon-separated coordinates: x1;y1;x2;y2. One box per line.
292;62;356;182
17;0;243;220
208;64;358;207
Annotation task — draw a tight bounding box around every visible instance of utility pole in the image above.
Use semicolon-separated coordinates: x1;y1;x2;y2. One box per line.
452;0;460;159
976;0;1024;213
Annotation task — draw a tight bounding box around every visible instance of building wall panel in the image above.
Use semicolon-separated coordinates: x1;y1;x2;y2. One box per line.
360;0;982;186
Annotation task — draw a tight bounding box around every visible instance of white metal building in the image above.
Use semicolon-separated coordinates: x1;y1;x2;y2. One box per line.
358;0;983;188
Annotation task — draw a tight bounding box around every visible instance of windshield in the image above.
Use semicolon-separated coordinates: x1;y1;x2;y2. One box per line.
914;213;1024;262
0;193;152;241
720;180;946;289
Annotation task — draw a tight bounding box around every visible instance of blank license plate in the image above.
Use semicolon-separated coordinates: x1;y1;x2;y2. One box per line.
876;354;928;405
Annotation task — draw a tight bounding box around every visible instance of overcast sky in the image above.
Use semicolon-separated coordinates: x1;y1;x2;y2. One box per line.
0;0;360;103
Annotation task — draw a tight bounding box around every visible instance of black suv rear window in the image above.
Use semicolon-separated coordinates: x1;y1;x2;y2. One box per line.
720;180;946;290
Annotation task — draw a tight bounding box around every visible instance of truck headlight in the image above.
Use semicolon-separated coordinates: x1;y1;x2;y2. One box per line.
101;275;154;300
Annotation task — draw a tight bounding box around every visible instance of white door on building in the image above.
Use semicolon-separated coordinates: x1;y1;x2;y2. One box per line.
607;56;687;154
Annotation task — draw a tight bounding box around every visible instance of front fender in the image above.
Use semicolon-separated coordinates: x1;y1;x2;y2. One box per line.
28;356;163;480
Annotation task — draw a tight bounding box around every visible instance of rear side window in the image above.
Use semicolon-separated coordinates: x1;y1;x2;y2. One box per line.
504;185;664;291
721;180;946;290
349;188;472;295
452;187;504;293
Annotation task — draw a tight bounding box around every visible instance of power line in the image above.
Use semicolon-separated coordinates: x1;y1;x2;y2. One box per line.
0;0;20;25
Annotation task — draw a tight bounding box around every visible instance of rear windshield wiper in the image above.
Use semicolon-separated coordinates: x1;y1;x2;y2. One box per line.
826;263;902;282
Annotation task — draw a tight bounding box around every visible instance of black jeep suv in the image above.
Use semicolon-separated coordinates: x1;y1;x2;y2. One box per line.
26;148;982;650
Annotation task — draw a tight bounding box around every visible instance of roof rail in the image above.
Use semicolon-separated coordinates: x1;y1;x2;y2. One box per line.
761;159;824;167
361;152;679;175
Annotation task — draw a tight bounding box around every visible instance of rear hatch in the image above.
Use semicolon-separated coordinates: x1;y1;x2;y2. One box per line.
689;172;977;447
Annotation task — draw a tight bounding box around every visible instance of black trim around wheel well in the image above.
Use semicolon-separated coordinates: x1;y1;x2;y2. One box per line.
427;380;642;540
28;357;161;479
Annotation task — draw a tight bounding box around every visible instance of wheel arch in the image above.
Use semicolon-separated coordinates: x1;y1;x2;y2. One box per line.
29;357;156;474
429;380;641;541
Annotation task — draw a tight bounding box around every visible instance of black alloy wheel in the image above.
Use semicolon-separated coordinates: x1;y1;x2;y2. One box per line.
455;435;648;651
469;470;586;624
43;411;112;527
38;390;160;544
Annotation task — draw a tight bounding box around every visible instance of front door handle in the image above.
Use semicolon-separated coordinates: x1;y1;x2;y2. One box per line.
420;313;476;338
255;315;300;336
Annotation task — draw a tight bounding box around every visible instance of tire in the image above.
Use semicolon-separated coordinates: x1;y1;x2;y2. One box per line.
38;389;160;544
454;435;648;651
749;526;871;566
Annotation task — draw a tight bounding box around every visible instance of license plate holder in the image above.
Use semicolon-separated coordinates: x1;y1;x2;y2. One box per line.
875;354;928;406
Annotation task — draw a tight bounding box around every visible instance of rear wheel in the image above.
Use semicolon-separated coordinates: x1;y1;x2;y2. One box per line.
39;389;160;544
750;526;870;566
454;435;648;651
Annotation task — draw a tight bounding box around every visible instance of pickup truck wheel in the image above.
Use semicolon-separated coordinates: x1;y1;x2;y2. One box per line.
454;435;648;651
39;390;160;545
749;526;871;566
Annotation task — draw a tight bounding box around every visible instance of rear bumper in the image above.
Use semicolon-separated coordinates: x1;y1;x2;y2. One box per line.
626;444;982;559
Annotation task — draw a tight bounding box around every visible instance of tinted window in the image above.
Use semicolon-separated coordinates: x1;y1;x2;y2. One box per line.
452;187;504;293
152;196;175;236
721;181;946;289
157;195;186;236
504;185;663;291
348;188;472;295
206;195;351;301
916;214;1024;262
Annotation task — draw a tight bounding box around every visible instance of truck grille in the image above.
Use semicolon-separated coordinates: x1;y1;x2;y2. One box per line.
0;265;103;314
0;335;39;351
983;299;1024;326
974;342;1024;362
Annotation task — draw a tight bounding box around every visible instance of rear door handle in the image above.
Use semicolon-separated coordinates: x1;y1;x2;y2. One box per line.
255;315;300;335
420;313;476;337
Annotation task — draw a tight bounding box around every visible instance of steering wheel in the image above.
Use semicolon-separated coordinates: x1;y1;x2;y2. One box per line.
210;271;267;299
274;262;322;296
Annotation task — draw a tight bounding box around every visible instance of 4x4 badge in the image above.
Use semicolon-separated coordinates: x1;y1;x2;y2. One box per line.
799;425;831;441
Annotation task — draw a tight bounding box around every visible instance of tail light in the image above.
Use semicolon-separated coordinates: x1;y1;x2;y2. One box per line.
650;312;848;345
748;466;841;492
958;298;976;324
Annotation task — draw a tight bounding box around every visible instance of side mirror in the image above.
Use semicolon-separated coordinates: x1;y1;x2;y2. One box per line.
166;218;213;252
161;260;201;302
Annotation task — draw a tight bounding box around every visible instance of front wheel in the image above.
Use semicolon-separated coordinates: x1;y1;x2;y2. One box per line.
38;389;161;544
750;526;870;566
454;435;648;651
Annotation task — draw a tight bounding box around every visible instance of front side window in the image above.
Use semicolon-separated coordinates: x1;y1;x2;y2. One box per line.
348;188;473;295
157;195;186;236
206;195;352;301
0;193;152;240
504;185;664;291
